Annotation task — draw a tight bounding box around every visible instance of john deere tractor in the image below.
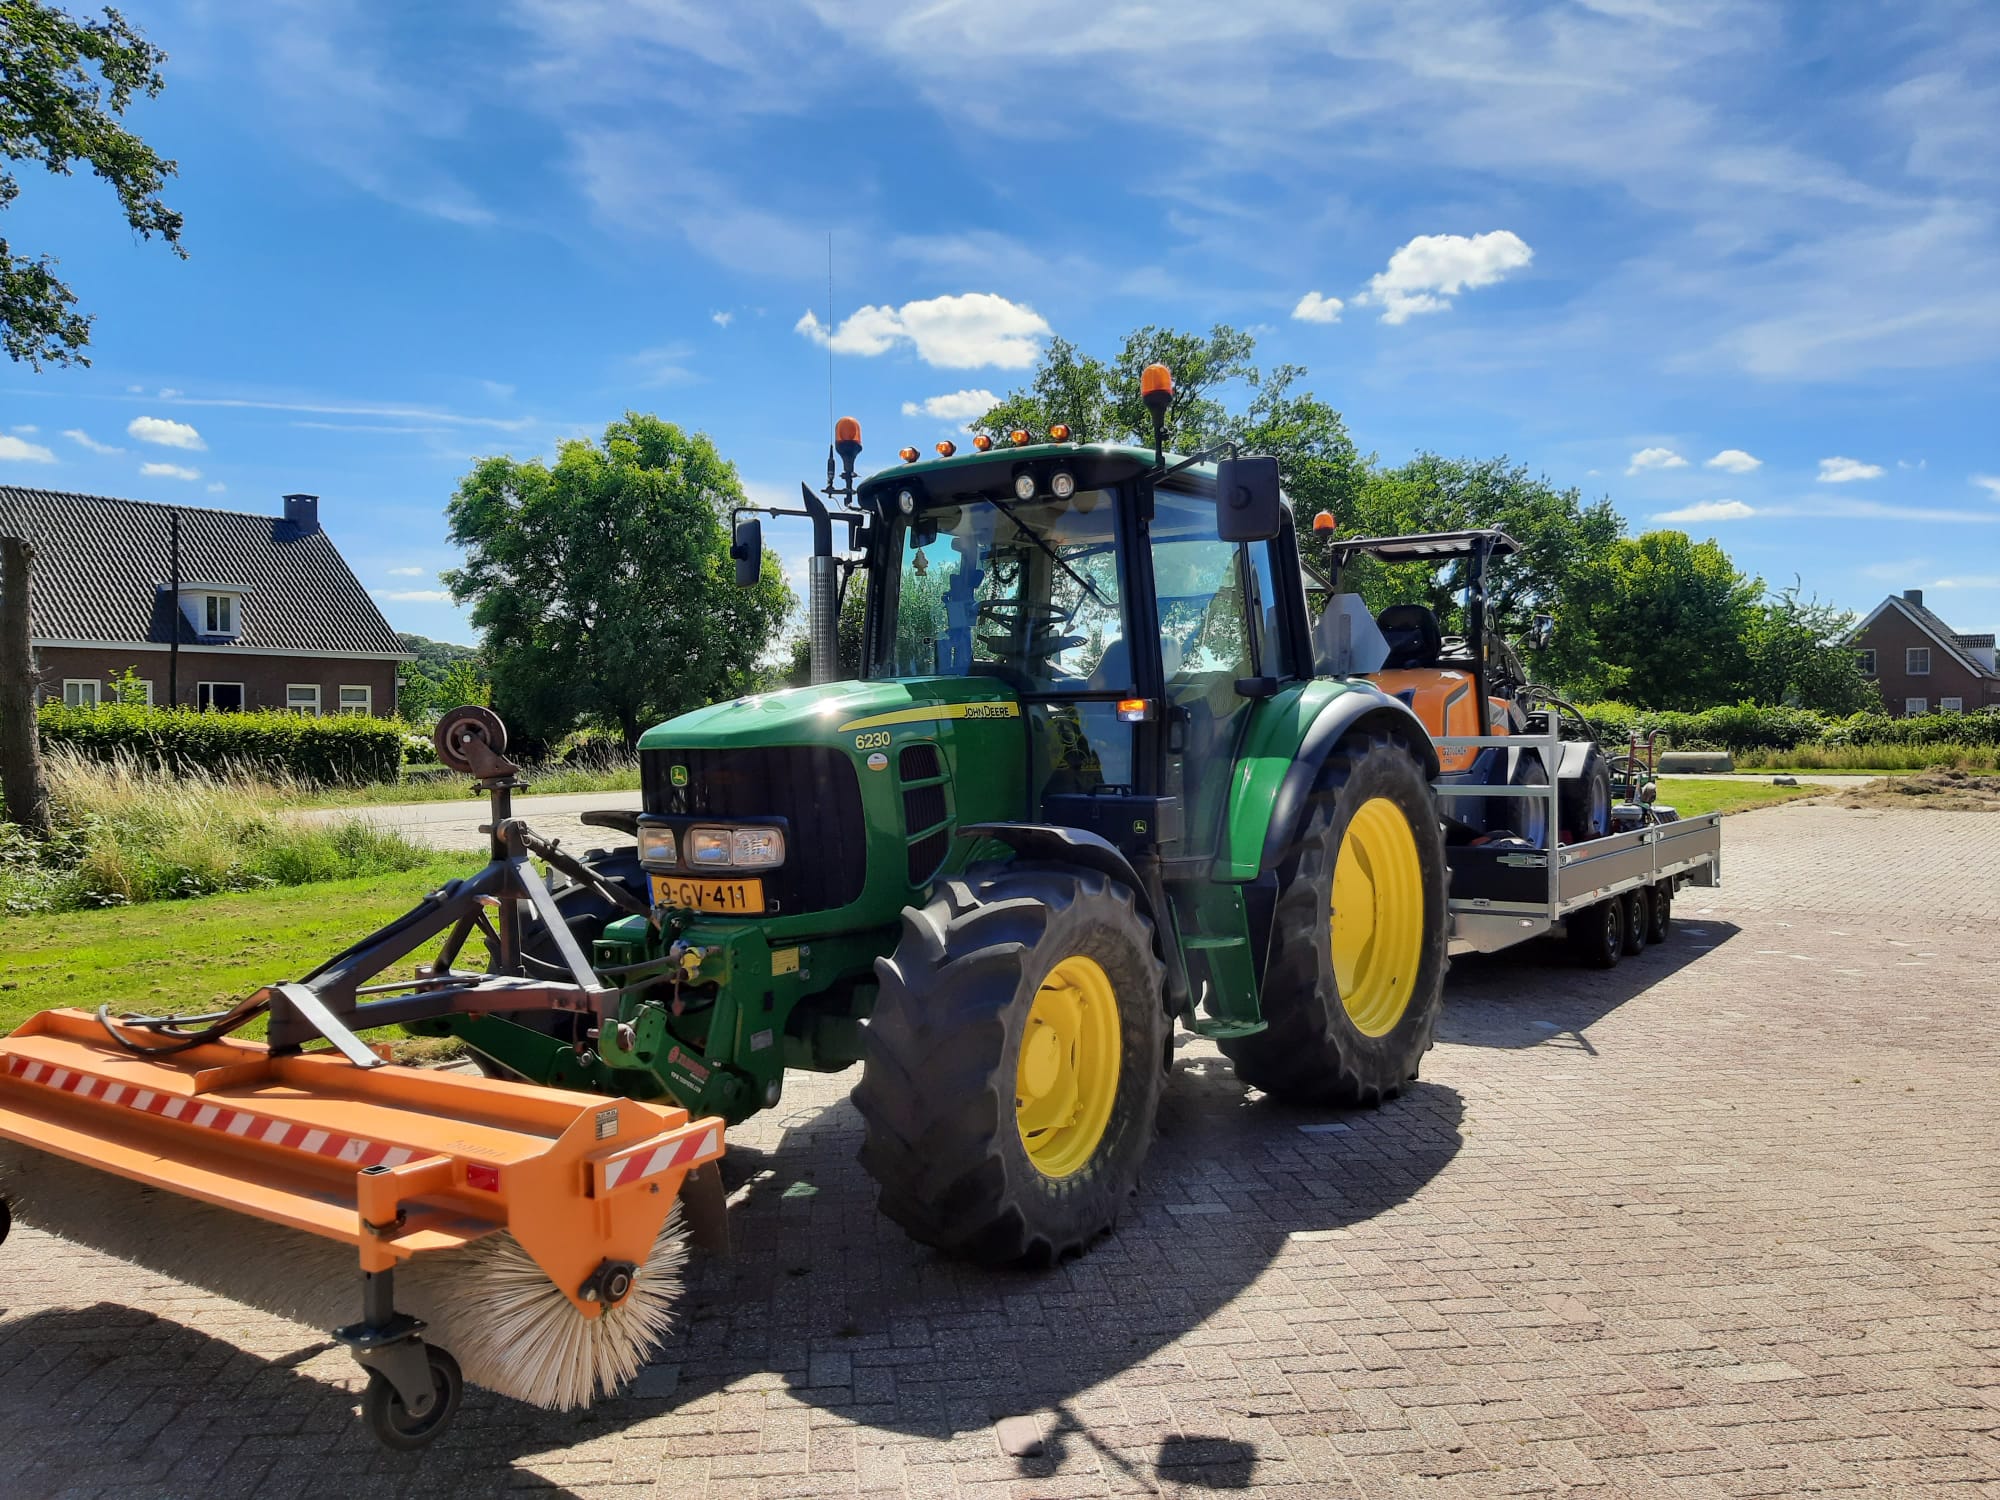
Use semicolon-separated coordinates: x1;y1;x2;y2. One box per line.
431;369;1451;1264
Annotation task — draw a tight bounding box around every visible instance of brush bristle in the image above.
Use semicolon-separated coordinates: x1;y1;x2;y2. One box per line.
430;1206;688;1410
0;1145;688;1410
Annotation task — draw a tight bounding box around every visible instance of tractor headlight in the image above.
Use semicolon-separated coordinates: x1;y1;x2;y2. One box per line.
682;825;786;869
636;823;678;868
731;827;786;868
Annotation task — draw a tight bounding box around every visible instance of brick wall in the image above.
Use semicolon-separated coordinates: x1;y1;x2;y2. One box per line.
34;645;398;716
1852;610;2000;714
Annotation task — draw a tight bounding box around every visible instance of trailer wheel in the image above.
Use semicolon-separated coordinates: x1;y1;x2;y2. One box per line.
856;864;1168;1265
1559;744;1613;843
363;1345;462;1451
0;1192;10;1247
1568;898;1624;969
1621;890;1648;955
1646;882;1673;943
1219;734;1448;1107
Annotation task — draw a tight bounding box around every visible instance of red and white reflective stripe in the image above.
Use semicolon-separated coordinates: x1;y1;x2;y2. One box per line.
600;1125;720;1191
3;1054;416;1170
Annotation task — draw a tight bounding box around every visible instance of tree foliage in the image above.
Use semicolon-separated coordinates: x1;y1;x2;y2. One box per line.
1568;531;1762;710
393;632;488;725
445;414;793;748
1;1;183;366
1743;581;1877;714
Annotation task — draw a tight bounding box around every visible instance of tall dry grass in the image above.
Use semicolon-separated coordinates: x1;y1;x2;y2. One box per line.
1733;742;1999;772
1;749;433;915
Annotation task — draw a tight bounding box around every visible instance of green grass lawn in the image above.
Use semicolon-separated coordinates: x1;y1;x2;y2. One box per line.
296;763;639;808
1655;777;1822;817
0;854;473;1039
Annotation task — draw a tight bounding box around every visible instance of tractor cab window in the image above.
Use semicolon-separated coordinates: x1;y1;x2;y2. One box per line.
877;490;1126;693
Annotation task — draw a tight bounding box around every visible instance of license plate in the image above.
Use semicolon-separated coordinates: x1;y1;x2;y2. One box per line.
650;874;765;914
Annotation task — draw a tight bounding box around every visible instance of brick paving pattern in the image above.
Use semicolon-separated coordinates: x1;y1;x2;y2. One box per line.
2;802;1995;1498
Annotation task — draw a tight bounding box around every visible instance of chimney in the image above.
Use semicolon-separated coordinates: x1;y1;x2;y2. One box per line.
283;493;320;534
1903;588;1924;609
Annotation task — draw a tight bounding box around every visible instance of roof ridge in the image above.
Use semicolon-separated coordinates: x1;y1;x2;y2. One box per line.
0;483;298;526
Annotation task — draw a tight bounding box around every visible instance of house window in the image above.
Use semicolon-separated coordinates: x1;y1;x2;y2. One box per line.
204;594;236;635
286;683;322;715
337;685;372;716
1854;649;1876;676
197;682;245;712
62;679;102;708
1940;696;1963;713
1905;697;1928;716
1906;646;1930;675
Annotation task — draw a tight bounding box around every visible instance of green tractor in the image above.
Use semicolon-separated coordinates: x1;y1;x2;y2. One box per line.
434;369;1450;1263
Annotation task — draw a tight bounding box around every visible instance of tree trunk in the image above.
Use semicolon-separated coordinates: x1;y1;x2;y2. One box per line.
0;534;53;837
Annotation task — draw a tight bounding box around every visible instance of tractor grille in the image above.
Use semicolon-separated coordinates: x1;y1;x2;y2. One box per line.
899;743;952;887
641;746;867;913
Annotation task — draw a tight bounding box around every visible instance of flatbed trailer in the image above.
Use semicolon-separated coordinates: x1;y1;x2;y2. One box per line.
1430;722;1722;960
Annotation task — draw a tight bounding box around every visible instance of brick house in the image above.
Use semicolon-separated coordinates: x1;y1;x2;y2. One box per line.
1845;588;2000;716
0;487;408;714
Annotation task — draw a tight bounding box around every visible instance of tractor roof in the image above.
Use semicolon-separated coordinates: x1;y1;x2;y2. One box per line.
1330;528;1520;563
856;443;1211;508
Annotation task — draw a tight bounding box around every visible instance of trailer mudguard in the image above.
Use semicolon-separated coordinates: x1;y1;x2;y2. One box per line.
1213;679;1440;882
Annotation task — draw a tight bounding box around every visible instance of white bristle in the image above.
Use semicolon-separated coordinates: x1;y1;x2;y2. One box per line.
0;1145;687;1410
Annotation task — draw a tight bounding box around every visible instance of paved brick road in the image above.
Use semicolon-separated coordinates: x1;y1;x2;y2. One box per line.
3;803;1996;1499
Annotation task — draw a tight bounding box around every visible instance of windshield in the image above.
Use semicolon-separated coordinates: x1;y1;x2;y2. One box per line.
874;488;1128;692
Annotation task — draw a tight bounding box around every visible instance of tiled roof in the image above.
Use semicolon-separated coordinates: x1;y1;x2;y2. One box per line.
0;487;404;655
1849;593;2000;682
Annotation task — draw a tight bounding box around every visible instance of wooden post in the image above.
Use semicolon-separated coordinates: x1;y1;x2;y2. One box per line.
0;533;52;837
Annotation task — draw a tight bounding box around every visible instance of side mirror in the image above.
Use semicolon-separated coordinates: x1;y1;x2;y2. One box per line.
1214;456;1283;543
731;518;763;587
1529;613;1554;652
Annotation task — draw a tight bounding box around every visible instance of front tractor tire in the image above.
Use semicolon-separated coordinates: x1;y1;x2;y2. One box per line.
1220;734;1449;1107
855;865;1168;1265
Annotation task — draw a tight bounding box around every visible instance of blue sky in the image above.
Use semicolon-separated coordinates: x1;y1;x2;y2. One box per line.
2;0;1997;648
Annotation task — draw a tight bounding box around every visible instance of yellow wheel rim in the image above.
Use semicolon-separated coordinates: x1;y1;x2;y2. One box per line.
1014;955;1122;1179
1330;796;1426;1037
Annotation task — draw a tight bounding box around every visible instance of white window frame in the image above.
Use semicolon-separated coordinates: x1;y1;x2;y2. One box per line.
1854;649;1876;676
337;684;373;716
1939;696;1963;713
1906;646;1930;676
196;681;246;712
286;683;322;715
62;678;102;708
1905;697;1928;716
203;593;239;637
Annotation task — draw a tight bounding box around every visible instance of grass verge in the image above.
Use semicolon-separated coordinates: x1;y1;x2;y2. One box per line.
0;856;472;1045
1655;778;1821;817
297;762;640;808
1734;743;1997;772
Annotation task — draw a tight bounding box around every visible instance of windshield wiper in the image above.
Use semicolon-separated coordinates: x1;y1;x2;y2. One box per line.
987;495;1112;611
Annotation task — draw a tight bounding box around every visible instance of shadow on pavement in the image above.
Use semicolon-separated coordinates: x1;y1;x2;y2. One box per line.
1440;917;1742;1052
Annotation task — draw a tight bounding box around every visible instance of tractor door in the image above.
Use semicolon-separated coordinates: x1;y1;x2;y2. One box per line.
1149;488;1290;858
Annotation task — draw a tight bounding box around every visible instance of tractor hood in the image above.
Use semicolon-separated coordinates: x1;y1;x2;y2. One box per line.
637;675;1022;751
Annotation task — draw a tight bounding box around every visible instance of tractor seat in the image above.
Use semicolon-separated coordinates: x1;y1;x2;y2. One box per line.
1377;604;1443;670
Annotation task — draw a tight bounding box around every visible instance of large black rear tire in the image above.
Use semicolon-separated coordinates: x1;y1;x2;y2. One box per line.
1559;745;1613;843
855;865;1168;1265
1220;734;1449;1107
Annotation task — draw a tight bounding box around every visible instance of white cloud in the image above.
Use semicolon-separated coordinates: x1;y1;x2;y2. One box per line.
372;588;453;603
628;343;697;386
158;387;182;399
1291;291;1344;324
206;482;226;494
139;462;202;481
1627;447;1689;474
1654;499;1755;522
128;415;206;451
1356;231;1533;324
63;428;122;454
900;389;999;422
387;565;428;577
11;424;36;435
1973;475;2000;499
0;435;57;463
796;293;1050;368
1705;448;1761;473
1817;456;1883;483
1931;575;2000;589
711;310;734;327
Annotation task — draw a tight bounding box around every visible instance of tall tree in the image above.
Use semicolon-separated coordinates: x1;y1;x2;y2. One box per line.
1744;581;1876;713
1572;530;1761;709
0;534;51;834
1;2;183;366
445;414;793;748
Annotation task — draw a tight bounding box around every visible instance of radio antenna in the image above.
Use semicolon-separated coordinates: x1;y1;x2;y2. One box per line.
826;231;835;437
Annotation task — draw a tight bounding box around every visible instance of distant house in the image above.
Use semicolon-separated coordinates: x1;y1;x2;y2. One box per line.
1845;588;2000;717
0;487;407;714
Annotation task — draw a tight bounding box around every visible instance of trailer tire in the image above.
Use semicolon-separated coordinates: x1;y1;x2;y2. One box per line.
1569;898;1624;969
856;864;1168;1265
1621;890;1648;955
1219;734;1448;1108
1559;745;1613;843
1646;882;1673;943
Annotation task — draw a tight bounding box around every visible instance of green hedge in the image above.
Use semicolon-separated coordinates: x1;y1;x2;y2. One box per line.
1576;701;2000;753
38;704;405;784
